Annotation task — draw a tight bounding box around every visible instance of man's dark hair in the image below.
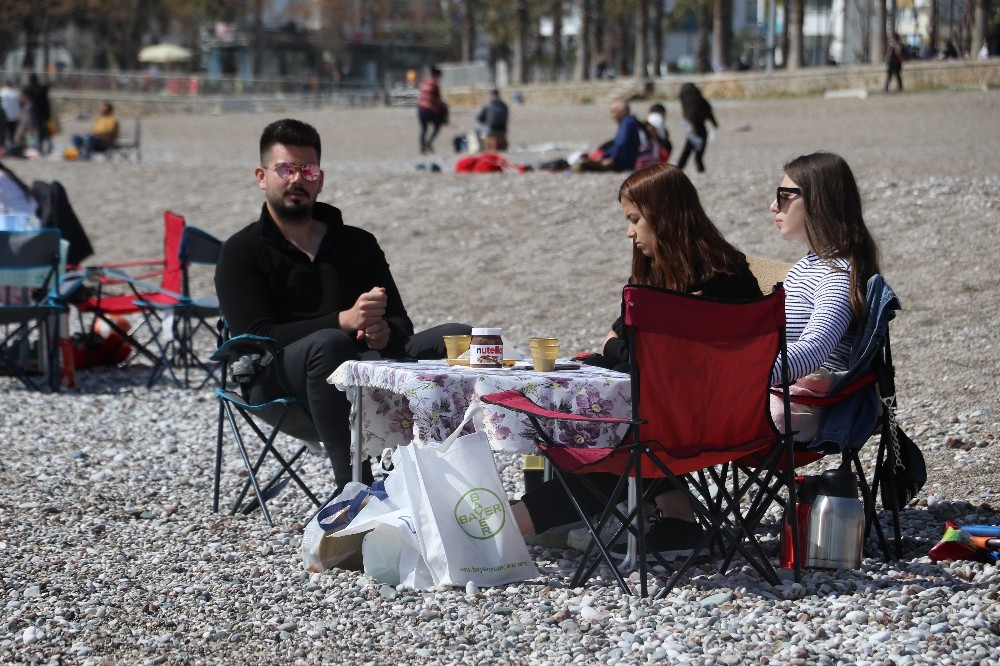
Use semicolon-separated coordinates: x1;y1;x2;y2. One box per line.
430;66;442;77
259;118;321;163
103;102;114;113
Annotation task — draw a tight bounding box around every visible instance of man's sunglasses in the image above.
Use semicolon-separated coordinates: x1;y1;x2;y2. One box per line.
265;162;322;182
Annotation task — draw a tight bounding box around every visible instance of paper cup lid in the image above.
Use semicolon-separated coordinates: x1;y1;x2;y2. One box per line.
471;327;503;336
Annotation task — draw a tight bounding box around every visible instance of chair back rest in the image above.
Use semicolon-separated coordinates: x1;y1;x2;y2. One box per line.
179;226;222;297
0;230;61;296
746;254;794;295
161;211;186;294
623;284;787;475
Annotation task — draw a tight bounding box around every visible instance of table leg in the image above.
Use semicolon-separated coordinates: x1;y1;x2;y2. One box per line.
351;385;363;483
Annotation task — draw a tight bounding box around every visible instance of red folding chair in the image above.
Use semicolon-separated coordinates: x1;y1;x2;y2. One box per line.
482;285;796;597
71;211;185;386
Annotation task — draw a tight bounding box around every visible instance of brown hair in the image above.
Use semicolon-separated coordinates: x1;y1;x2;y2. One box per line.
783;151;881;321
618;163;748;291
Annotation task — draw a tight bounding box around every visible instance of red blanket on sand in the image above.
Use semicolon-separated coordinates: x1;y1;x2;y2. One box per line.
455;153;529;174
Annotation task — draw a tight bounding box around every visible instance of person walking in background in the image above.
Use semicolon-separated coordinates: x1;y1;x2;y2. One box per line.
0;81;20;146
885;33;905;92
25;74;51;155
417;66;447;154
476;88;509;152
71;102;119;160
676;83;718;174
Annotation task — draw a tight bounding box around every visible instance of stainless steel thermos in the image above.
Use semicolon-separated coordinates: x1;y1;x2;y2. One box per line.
805;468;865;569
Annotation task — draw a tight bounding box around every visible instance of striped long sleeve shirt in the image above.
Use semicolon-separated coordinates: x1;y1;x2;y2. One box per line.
771;252;855;384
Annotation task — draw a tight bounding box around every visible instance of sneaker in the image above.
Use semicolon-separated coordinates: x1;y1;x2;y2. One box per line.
611;516;710;563
566;503;629;552
523;520;582;548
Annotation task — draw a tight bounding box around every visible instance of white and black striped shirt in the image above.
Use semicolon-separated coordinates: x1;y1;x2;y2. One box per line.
772;252;854;384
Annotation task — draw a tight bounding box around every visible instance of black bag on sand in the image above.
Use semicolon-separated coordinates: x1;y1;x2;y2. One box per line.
878;424;926;510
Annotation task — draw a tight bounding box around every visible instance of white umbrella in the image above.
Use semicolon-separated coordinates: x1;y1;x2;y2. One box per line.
138;43;193;64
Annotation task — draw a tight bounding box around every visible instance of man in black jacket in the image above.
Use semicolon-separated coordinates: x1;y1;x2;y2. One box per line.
215;118;469;490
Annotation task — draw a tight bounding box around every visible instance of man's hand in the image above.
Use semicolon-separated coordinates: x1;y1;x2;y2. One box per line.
339;287;386;335
362;319;390;351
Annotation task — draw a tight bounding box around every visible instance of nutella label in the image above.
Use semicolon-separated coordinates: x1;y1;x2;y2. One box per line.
470;342;503;368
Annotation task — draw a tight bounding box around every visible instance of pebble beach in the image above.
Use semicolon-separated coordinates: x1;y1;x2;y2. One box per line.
3;86;1000;664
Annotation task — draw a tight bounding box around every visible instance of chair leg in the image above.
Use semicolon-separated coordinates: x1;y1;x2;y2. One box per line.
220;399;274;525
213;398;225;513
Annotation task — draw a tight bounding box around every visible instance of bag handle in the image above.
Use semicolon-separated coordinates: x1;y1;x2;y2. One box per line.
436;403;483;454
315;479;388;531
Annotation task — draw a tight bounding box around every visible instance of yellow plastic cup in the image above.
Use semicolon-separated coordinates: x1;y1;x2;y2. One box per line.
443;334;472;359
528;337;559;371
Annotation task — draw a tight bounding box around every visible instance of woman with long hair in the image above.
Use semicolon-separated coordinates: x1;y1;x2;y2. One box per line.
597;162;761;370
769;151;881;439
514;163;761;560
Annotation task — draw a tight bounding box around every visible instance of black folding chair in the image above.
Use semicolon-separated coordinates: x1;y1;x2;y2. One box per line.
211;331;333;525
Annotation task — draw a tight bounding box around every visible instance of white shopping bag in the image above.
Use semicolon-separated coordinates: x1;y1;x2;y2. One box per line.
398;404;539;588
329;468;434;589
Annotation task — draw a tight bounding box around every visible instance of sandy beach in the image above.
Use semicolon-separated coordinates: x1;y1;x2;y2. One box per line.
3;87;1000;663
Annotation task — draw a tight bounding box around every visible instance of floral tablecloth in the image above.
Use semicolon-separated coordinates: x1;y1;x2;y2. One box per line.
329;360;632;456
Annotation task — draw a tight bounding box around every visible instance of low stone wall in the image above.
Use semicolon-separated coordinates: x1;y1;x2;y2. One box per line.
446;59;1000;107
48;59;1000;116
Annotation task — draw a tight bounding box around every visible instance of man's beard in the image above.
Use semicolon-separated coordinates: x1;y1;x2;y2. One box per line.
267;189;313;222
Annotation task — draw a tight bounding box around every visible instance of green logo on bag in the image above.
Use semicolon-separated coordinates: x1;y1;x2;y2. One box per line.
454;488;506;540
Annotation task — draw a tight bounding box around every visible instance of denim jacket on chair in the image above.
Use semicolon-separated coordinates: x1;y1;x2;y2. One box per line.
809;275;901;454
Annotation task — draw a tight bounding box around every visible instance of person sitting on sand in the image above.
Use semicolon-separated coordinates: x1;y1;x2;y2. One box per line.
514;162;762;561
572;98;643;173
71;102;119;160
214;118;470;493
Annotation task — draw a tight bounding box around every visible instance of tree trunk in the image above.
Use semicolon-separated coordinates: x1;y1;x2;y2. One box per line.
695;0;711;73
712;0;724;70
788;0;804;70
929;0;939;54
462;0;476;62
973;0;987;52
780;0;789;67
873;0;887;63
635;0;648;79
551;0;563;82
575;0;592;81
513;0;529;84
653;0;664;76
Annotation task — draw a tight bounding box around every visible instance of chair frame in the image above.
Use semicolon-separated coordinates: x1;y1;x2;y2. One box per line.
70;211;185;387
105;118;141;162
211;332;331;525
0;229;64;391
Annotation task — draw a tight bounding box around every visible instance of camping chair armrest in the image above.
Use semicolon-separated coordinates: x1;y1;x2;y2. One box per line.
769;372;875;406
211;333;280;363
479;389;633;426
96;266;185;302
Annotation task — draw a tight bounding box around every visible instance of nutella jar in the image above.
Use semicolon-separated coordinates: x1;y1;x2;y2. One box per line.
470;328;504;368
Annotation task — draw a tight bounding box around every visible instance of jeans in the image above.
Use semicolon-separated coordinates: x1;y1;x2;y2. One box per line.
248;323;472;489
418;108;443;153
71;134;112;159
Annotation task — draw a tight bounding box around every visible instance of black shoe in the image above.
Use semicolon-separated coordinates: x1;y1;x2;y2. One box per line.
611;516;709;563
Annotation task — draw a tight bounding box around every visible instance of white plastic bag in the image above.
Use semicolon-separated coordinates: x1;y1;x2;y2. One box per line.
301;481;385;573
329;467;434;589
398;404;538;587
